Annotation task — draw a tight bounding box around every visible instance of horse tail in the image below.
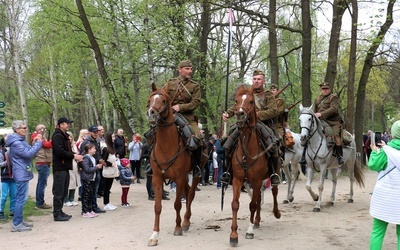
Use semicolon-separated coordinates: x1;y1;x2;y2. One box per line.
353;159;365;187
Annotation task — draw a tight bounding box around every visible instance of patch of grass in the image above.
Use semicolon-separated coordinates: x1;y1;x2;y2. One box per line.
0;196;52;224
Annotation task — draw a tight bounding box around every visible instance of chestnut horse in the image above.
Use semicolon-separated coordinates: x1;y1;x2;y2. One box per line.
146;83;206;246
229;86;281;247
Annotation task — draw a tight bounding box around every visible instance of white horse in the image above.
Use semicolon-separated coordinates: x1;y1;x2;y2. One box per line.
298;105;365;212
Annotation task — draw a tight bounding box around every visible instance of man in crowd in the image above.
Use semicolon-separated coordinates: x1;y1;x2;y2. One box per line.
114;128;126;158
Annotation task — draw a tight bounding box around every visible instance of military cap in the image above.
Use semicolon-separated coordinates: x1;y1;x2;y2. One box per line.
319;82;331;89
253;69;265;76
178;60;192;68
270;84;279;90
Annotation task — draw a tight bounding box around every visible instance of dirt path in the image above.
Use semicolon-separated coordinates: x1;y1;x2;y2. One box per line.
0;169;398;249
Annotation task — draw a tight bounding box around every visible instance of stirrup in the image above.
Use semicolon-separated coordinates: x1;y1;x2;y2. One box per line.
270;174;281;186
192;165;201;177
220;172;231;184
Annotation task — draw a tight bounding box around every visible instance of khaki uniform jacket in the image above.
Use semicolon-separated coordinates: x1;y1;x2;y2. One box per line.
226;87;278;124
313;93;342;127
163;77;201;123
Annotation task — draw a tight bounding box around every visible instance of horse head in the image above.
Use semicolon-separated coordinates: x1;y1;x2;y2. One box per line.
298;104;318;146
235;85;257;128
146;83;172;126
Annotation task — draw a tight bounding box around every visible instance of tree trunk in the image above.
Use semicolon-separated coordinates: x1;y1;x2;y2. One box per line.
268;0;279;86
75;0;132;137
345;0;358;132
301;0;312;106
354;0;396;152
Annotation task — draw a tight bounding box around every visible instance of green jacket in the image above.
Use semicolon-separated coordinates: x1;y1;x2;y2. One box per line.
368;139;400;172
313;92;342;126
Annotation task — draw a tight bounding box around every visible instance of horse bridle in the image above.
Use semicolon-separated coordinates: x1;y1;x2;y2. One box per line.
235;96;255;128
147;92;174;127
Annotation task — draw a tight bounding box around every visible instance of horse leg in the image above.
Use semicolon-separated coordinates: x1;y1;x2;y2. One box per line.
247;181;262;234
271;185;281;219
348;161;355;203
183;174;200;231
230;178;242;247
173;179;185;236
283;163;291;204
287;165;302;203
148;175;163;246
313;166;327;212
328;168;338;206
305;167;319;203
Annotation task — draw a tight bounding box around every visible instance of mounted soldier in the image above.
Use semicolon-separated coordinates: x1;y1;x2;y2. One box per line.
222;70;281;185
313;81;344;164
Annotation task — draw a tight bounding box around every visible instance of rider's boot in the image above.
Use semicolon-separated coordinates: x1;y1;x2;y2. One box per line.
220;150;231;184
191;145;202;177
299;147;307;165
335;145;344;165
269;153;281;186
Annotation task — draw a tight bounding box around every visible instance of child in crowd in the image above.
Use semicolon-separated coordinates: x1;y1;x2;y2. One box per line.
80;143;102;218
119;158;136;207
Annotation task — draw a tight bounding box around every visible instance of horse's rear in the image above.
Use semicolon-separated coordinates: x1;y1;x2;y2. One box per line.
146;83;205;246
229;86;281;247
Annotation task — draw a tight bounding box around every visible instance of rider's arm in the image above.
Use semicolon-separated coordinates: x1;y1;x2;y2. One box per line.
257;91;278;121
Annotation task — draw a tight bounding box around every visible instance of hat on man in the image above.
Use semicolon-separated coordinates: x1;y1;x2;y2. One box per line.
270;84;279;90
253;69;265;76
88;125;99;133
178;60;192;68
57;117;73;125
319;82;331;89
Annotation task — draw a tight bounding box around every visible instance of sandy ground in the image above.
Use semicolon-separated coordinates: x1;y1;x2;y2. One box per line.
0;168;398;250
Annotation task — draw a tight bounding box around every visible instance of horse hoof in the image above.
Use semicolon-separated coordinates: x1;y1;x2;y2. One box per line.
274;211;281;219
147;239;158;247
182;224;190;232
173;230;183;236
230;237;239;247
327;201;334;207
254;223;260;229
313;195;319;202
289;197;294;202
347;199;354;203
283;200;289;204
245;233;254;239
313;207;321;212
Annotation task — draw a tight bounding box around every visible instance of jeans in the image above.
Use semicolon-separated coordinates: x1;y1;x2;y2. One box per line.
0;181;17;212
52;170;69;217
35;164;50;206
13;181;29;226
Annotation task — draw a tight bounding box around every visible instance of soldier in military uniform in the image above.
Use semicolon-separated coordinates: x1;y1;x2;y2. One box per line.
222;70;281;185
313;81;344;164
270;84;286;139
162;60;202;176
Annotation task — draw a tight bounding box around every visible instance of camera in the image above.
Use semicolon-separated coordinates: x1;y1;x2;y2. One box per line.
371;131;382;147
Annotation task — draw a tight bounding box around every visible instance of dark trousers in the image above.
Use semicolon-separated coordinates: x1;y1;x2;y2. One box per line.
130;160;142;178
91;171;101;209
52;170;69;216
81;180;94;213
146;174;154;198
102;177;114;205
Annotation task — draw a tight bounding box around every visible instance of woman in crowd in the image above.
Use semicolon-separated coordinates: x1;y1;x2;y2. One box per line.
101;131;118;211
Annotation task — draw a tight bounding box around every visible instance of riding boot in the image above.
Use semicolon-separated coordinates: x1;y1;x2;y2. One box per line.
299;147;307;165
269;154;281;186
336;145;344;165
192;147;202;177
220;150;231;184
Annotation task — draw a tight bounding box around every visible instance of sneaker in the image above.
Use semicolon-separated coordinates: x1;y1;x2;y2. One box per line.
92;208;106;213
169;188;176;193
0;212;5;220
282;180;287;184
36;203;52;209
121;203;129;207
71;201;79;206
54;214;70;222
64;202;73;207
9;212;14;217
22;221;33;228
11;222;32;232
181;198;186;203
89;211;99;217
103;203;117;211
82;212;95;218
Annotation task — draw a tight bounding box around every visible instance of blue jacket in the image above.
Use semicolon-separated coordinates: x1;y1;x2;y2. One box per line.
80;154;98;181
119;165;133;186
5;133;42;182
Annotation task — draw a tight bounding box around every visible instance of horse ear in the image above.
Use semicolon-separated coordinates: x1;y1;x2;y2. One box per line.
151;82;157;92
309;104;314;111
299;103;303;111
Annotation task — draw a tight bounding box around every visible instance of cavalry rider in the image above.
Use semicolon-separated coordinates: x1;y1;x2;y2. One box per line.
162;60;202;177
222;70;281;186
313;81;344;164
269;84;288;150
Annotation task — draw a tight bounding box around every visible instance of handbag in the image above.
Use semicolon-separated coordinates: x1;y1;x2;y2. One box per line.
102;153;120;178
